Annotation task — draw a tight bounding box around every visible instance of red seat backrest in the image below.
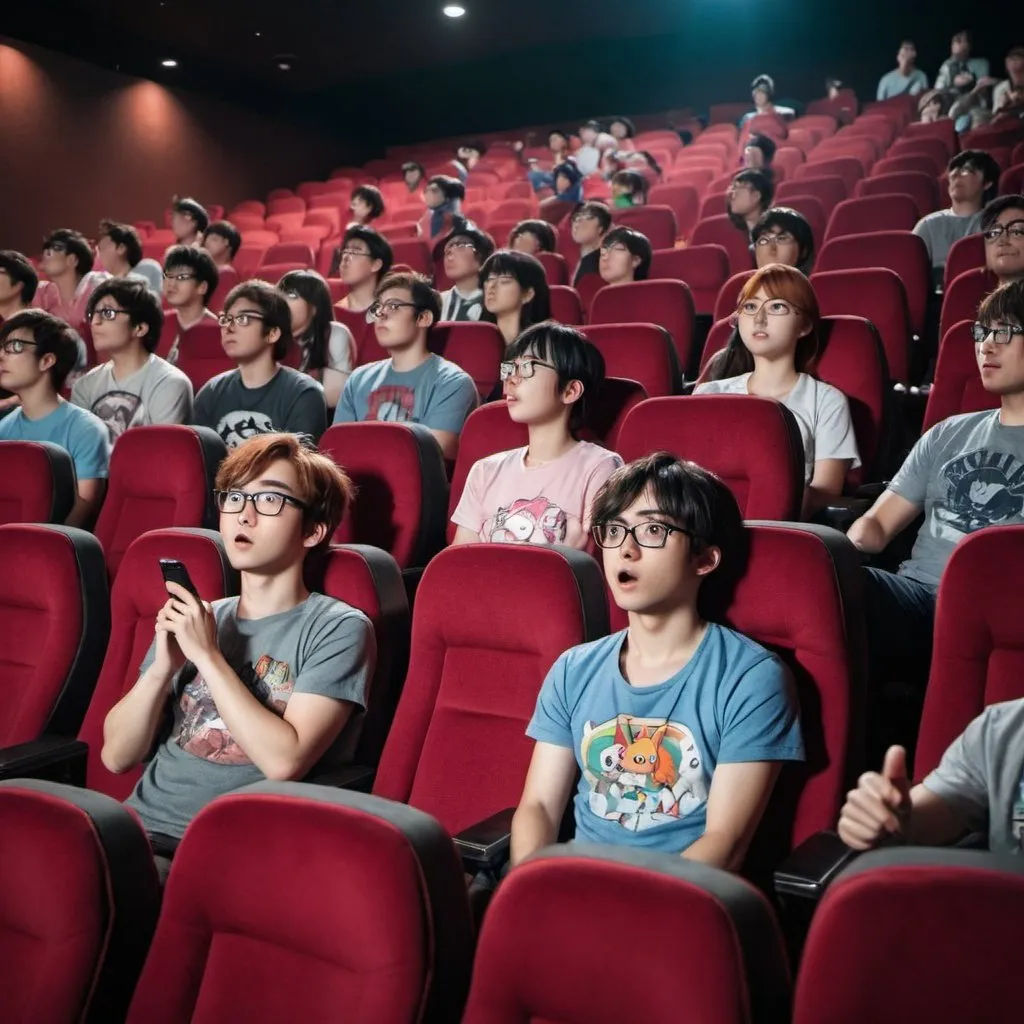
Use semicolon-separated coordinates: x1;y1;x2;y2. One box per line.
854;172;941;218
825;194;920;243
781;194;828;255
648;183;700;240
871;154;941;179
549;284;585;325
886;136;950;173
649;244;730;315
944;233;986;291
776;176;848;221
940;267;998;344
611;205;678;250
690;215;756;277
922;320;1000;432
0;441;76;525
389;238;432;275
535;251;568;286
430;321;505;399
207;266;240;312
796;156;863;195
261;242;315;267
582;322;682;399
159;316;225;387
589;279;696;369
713;269;756;323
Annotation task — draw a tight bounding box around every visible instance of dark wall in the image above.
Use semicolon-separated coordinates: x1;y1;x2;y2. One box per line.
0;38;363;253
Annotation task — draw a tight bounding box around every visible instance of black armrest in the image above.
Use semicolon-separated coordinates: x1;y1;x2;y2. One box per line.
452;807;516;874
814;499;872;533
306;763;376;792
773;830;860;902
0;736;89;785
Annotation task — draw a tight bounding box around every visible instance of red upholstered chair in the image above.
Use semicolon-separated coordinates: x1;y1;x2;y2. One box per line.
886;136;950;173
610;204;678;250
0;441;76;525
166;315;233;388
776;176;848;222
923;320;1000;431
795;156;863;195
940;267;998;344
207;265;240;311
648;182;700;239
0;779;160;1024
794;849;1024;1024
854;172;941;218
535;251;568;285
690;214;755;277
548;283;585;325
319;423;448;571
824;194;920;242
582;322;681;399
589;279;696;369
93;426;226;579
0;525;108;748
260;242;316;267
254;260;307;282
578;376;648;450
713;269;756;323
649;244;730;315
698;315;737;375
944;232;986;291
126;783;474;1024
464;845;791;1024
871;153;942;179
781;194;828;255
430;321;505;399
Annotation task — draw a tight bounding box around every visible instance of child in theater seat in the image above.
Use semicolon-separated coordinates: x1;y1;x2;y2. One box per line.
452;323;621;548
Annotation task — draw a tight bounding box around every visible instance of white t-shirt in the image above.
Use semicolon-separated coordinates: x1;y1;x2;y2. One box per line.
694;372;860;484
296;321;354;376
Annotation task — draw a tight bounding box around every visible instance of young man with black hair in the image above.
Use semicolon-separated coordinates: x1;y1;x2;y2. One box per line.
982;195;1024;287
171;198;209;247
73;279;192;440
570;201;613;287
599;227;653;287
743;133;777;174
332;226;393;313
194;281;328;448
452;322;621;547
438;228;495;322
877;40;929;100
0;250;38;326
201;221;242;271
420;175;467;241
103;431;375;876
0;310;110;526
509;220;557;255
727;170;774;235
34;228;107;332
349;185;385;227
96;220;164;295
402;162;425;194
333;272;478;460
511;453;804;869
161;245;221;365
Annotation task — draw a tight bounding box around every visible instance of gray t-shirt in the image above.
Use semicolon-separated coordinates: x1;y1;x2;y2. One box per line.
889;410;1024;586
126;593;375;839
194;366;328;447
876;67;929;100
923;698;1024;855
333;353;478;433
71;354;193;441
913;209;983;273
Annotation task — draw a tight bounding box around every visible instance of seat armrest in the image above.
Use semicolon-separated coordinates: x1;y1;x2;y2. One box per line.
452;807;516;874
306;763;376;792
0;736;89;785
814;499;872;533
774;830;860;902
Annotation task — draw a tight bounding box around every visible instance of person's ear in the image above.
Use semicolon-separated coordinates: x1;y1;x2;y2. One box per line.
370;258;383;275
198;279;209;298
693;544;722;577
37;351;57;375
266;326;281;347
631;254;641;271
561;379;584;406
797;315;814;340
303;521;329;549
134;321;149;339
416;308;435;330
521;286;535;306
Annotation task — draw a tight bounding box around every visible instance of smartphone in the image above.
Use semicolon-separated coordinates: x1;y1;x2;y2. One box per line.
159;559;200;600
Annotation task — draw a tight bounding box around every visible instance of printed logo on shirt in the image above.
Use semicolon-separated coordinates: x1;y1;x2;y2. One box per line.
215;410;276;448
934;447;1024;541
176;654;294;764
581;714;709;832
487;495;569;544
1012;772;1024;854
92;390;144;441
366;384;415;422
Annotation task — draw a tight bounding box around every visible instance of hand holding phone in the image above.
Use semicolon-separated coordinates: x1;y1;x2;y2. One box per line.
159;559;200;601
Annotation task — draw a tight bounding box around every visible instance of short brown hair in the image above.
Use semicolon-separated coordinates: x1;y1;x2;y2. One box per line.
375;271;442;328
977;279;1024;328
214;433;354;548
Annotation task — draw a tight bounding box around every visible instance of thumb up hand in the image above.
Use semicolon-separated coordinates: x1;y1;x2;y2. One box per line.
837;745;913;850
882;745;912;820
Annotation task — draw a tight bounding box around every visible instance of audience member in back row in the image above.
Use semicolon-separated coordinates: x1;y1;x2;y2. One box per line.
74;280;193;441
550;160;585;205
96;220;164;295
419;175;467;241
349;184;385;228
103;432;375;878
0;250;37;327
509;219;557;255
33;228;107;333
171;197;209;247
201;220;242;272
848;279;1024;678
439;227;495;322
727;170;774;236
0;310;110;526
983;195;1024;287
452;323;621;547
740;74;795;126
402;161;425;194
913;150;1001;284
751;207;815;275
333;225;393;314
333;272;478;460
575;120;617;176
511;454;804;870
993;45;1024;116
278;269;353;407
571;201;613;288
480;250;551;345
876;40;929;100
161;246;221;366
696;265;858;517
935;30;990;94
599;227;653;287
610;169;649;208
742;133;777;176
194;281;328;448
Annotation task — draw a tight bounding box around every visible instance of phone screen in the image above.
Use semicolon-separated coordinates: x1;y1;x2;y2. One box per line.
159;559;200;600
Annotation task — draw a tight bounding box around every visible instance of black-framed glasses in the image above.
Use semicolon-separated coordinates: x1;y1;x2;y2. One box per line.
163;271;197;282
90;307;130;323
42;243;68;255
971;321;1024;345
754;231;797;247
600;242;631;255
499;358;557;381
983;221;1024;242
737;297;803;318
444;241;477;255
592;521;693;549
0;338;38;355
339;248;372;259
368;299;418;320
218;311;266;328
215;490;308;517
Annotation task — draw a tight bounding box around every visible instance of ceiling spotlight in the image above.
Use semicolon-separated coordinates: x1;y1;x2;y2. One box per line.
273;52;296;71
442;5;466;17
161;58;178;67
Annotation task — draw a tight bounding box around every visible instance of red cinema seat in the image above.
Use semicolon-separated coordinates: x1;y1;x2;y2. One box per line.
854;172;941;219
126;783;474;1024
886;136;950;174
549;284;585;325
333;305;378;366
430;321;505;399
698;190;729;223
390;238;433;275
582;322;682;399
0;524;108;747
667;166;716;195
698;315;738;375
168;317;234;389
999;163;1024;196
796;156;863;195
903;117;959;155
207;265;240;312
574;274;603;319
825;194;920;243
266;194;305;215
464;845;791;1024
616;395;805;520
611;205;677;250
713;269;756;323
94;426;226;579
781;194;828;255
320;422;448;571
690;215;756;277
943;233;986;291
255;261;307;283
589;279;696;369
234;245;270;279
940;267;998;345
0;780;160;1024
871;154;943;179
535;251;568;286
579;376;648;450
776;176;848;221
794;849;1024;1024
648;183;700;239
649;244;730;315
0;441;76;525
923;320;1000;431
261;242;316;267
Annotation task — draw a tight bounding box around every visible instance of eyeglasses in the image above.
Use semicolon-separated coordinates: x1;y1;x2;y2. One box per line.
367;299;418;319
971;321;1024;345
499;358;557;381
572;212;597;224
339;248;371;259
215;489;308;516
444;241;477;255
729;183;755;193
218;311;266;328
163;271;197;282
0;338;38;355
737;297;802;318
42;243;68;255
984;221;1024;242
90;307;130;323
592;521;693;549
754;232;797;247
600;242;631;255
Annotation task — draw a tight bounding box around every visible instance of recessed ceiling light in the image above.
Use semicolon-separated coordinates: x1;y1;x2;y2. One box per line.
277;61;292;71
161;59;178;67
442;5;466;17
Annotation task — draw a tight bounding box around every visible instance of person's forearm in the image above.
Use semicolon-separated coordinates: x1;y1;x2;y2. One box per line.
846;514;887;553
510;803;560;867
682;830;746;872
101;663;175;772
65;492;98;528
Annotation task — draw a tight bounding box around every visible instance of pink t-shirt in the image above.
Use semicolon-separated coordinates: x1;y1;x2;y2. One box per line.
34;272;108;332
452;441;622;548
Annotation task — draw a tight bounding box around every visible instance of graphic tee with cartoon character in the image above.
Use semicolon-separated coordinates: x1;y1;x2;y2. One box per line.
888;410;1024;586
527;625;804;852
451;442;622;548
126;593;374;840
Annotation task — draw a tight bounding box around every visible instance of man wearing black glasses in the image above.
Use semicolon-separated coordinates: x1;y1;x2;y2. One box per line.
33;228;107;334
511;453;803;871
981;195;1024;288
103;432;375;878
160;245;221;364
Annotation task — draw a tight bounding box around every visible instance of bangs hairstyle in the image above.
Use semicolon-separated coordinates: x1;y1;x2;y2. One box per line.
214;432;355;549
86;278;164;353
611;169;649;202
981;194;1024;232
480;249;551;329
0;250;39;304
601;226;653;280
375;271;442;329
98;220;144;267
42;229;95;277
505;322;605;433
752;207;815;274
164;244;220;295
351;184;385;220
278;269;334;371
574;201;613;233
203;220;242;259
342;225;393;277
950;150;1002;204
509;219;556;253
223;280;293;361
977;278;1024;328
0;309;80;391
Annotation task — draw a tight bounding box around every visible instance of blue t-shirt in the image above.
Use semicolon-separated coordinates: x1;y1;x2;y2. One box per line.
527;624;805;853
0;400;110;481
333;353;478;433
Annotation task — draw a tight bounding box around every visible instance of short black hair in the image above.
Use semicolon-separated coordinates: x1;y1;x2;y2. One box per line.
351;184;385;220
480;250;552;333
608;115;636;138
505;322;605;432
457;140;487;158
164;245;220;298
342;225;393;277
574;201;613;233
751;207;815;274
733;169;775;208
601;226;653;281
436;226;496;266
98;220;143;267
509;219;557;253
548;129;570;146
375;271;442;334
172;197;209;234
427;175;466;202
745;133;778;165
981;194;1024;233
0;250;39;304
977;278;1024;327
0;309;80;391
401;161;425;177
611;169;649;203
86;278;164;353
42;229;94;278
751;74;775;98
203;220;242;259
950;150;1003;205
222;280;293;361
278;269;334;372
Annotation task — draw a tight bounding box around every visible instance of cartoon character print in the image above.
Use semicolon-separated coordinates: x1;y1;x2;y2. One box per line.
581;715;708;831
488;496;569;545
932;448;1024;541
92;390;144;441
176;654;294;763
367;384;416;422
215;410;275;448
